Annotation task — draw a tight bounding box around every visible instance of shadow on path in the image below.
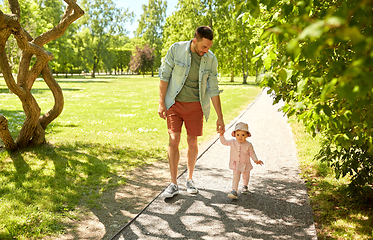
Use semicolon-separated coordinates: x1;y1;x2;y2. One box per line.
111;91;317;240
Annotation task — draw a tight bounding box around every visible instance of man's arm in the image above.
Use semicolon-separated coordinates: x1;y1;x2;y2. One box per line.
158;80;169;119
158;43;175;119
211;95;225;133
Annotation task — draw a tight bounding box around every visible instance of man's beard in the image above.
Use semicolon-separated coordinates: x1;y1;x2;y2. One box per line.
194;45;203;57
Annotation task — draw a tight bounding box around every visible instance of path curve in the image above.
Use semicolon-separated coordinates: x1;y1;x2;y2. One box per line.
111;90;317;240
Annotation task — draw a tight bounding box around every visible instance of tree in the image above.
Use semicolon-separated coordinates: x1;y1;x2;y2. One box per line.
1;0;48;73
114;49;131;74
135;0;167;77
161;0;257;82
213;0;244;82
108;35;131;74
0;0;84;151
129;44;155;76
37;0;80;77
250;0;373;194
78;0;133;77
162;0;209;57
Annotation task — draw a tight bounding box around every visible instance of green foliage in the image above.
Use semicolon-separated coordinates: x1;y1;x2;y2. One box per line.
77;0;134;76
213;0;259;82
162;0;210;56
161;0;261;81
113;49;132;73
1;0;49;73
251;0;373;193
136;0;167;73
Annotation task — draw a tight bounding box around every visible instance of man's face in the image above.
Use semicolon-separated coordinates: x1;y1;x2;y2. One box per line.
193;37;213;57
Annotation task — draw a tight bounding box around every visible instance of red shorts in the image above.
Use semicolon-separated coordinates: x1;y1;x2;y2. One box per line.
166;101;203;136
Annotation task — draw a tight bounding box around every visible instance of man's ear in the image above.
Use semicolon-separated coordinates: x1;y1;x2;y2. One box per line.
231;131;235;137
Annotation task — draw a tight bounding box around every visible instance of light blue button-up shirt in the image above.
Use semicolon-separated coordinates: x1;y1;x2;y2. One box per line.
160;40;222;121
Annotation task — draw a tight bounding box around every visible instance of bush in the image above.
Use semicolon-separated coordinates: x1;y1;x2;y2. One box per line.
251;0;373;195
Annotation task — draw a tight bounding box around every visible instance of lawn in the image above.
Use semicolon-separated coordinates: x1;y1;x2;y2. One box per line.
0;75;262;239
290;119;373;240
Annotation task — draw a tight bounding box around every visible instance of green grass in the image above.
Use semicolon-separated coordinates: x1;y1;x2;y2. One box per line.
290;118;373;240
0;75;261;239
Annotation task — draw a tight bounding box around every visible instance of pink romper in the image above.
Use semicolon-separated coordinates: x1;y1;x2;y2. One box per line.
219;135;259;173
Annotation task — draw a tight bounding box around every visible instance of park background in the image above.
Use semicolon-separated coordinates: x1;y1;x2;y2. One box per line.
0;0;372;239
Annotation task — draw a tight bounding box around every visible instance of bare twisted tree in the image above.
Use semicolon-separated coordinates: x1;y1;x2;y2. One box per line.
0;0;84;151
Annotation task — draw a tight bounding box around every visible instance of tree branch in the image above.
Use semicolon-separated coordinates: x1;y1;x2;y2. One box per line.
8;0;21;20
34;0;84;46
0;0;84;149
0;43;25;96
39;64;64;129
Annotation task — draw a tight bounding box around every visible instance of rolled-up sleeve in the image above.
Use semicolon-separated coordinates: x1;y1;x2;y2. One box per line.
207;57;222;98
160;45;175;83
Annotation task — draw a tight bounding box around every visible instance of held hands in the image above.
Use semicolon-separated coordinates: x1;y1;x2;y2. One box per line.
216;118;225;135
255;160;264;166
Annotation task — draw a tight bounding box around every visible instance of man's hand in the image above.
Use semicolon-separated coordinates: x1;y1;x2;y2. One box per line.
158;103;167;119
216;118;225;134
218;128;225;136
211;95;225;134
158;80;168;120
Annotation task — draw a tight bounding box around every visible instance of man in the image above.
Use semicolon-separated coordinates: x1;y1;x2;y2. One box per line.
158;26;225;198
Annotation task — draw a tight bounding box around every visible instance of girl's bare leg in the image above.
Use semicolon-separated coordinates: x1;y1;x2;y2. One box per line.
232;170;241;192
242;171;250;187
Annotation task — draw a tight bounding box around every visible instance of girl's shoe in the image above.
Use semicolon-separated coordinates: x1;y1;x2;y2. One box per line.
228;190;238;199
241;186;249;194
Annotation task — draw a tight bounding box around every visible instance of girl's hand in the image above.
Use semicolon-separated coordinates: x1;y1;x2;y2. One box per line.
255;160;264;165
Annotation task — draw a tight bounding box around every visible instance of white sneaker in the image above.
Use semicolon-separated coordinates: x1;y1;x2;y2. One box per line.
162;183;179;198
186;179;198;194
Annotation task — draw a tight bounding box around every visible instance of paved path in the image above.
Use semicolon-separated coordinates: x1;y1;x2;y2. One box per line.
111;90;317;240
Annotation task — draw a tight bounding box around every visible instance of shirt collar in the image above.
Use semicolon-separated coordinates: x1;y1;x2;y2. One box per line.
186;40;192;53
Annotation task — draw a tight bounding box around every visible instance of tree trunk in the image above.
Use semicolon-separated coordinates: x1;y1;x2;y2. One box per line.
242;23;249;84
239;18;248;84
241;50;246;84
208;0;213;29
0;115;17;151
0;0;84;151
91;56;97;78
255;61;259;81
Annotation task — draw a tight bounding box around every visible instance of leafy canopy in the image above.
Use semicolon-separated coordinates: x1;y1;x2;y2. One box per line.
249;0;373;193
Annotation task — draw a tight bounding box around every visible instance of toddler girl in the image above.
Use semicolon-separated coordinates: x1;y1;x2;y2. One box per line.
219;122;263;199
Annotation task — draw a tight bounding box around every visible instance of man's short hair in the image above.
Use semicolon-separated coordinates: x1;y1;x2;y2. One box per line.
194;26;213;41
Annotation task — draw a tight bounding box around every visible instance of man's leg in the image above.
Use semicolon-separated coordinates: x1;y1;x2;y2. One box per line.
186;135;198;180
168;132;181;184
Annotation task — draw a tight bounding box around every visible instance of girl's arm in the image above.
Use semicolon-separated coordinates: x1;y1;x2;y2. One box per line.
219;134;230;146
248;143;264;165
